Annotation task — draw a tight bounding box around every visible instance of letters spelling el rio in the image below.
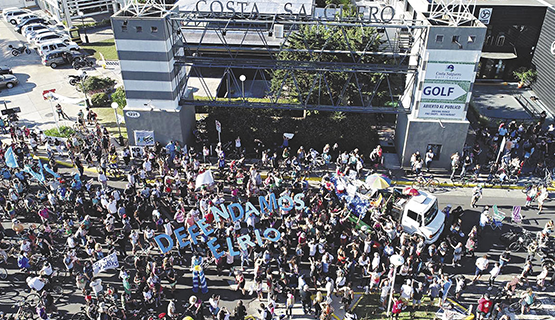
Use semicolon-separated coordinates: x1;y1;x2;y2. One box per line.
155;192;305;259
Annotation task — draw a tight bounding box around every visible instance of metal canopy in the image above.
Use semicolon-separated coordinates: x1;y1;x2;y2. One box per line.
169;8;428;113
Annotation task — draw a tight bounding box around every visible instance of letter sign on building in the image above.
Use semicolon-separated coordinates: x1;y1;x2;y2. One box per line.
421;84;466;101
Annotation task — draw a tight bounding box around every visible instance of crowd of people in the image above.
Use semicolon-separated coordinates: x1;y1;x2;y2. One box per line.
0;115;552;320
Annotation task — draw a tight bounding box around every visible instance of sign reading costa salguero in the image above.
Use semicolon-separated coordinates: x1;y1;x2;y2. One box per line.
177;0;396;23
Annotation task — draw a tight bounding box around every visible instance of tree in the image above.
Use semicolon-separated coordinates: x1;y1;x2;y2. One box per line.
111;87;127;108
270;23;404;108
513;67;537;88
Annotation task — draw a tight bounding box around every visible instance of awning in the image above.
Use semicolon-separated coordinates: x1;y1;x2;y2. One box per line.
481;52;518;60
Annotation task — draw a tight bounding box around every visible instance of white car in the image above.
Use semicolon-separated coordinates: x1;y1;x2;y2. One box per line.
26;28;56;43
33;32;70;46
3;8;31;24
22;23;49;37
37;41;81;56
14;13;38;25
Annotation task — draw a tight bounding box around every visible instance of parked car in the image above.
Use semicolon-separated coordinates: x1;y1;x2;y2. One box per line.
22;23;49;37
33;32;69;46
0;74;19;89
26;28;56;42
0;66;13;75
37;41;81;56
41;50;92;69
15;17;46;33
14;13;38;25
3;8;31;24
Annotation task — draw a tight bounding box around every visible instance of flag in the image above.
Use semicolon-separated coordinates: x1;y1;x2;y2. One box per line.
24;165;44;183
38;159;45;183
43;163;61;179
5;147;18;168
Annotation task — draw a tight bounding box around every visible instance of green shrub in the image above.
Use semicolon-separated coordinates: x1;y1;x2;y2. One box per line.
44;126;75;138
83;76;117;95
111;87;126;108
91;92;112;107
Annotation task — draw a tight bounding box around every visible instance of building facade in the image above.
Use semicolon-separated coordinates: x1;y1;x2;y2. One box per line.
531;6;555;113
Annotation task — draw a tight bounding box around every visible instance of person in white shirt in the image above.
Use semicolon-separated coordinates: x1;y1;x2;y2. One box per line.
537;265;549;291
488;262;501;290
472;255;489;283
371;252;381;271
325;277;334;300
400;279;413;301
27;276;46;292
39;262;53;278
98;172;107;189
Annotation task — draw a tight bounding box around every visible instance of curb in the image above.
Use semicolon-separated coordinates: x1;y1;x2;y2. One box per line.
33;154;554;191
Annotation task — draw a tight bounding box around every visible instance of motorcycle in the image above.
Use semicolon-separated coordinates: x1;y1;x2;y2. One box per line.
8;44;31;56
72;58;94;70
68;72;88;86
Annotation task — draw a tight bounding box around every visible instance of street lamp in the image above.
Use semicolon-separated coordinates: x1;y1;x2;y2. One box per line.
111;102;124;146
239;74;246;101
78;11;89;44
387;254;405;316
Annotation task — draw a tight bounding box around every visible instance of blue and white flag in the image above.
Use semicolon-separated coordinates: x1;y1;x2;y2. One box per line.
5;147;18;168
24;165;45;183
43;163;61;179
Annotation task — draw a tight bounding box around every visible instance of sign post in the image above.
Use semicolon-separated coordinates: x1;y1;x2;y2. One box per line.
215;120;221;143
42;89;59;132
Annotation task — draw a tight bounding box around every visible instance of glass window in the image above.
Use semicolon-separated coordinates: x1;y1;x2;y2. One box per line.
151;26;158;33
436;34;444;43
468;35;476;43
407;210;419;224
136;26;142;33
423;201;439;225
121;25;127;32
452;35;460;43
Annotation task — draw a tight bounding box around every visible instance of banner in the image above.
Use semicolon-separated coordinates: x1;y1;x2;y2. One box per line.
134;130;155;146
92;252;119;275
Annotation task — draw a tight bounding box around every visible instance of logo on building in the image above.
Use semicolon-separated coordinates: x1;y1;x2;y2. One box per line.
446;65;455;72
550;41;555;55
126;111;141;118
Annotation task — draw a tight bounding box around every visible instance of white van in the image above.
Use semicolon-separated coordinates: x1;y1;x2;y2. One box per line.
37;41;80;56
3;9;31;24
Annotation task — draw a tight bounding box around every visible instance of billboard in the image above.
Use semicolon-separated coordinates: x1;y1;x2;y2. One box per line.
416;50;479;120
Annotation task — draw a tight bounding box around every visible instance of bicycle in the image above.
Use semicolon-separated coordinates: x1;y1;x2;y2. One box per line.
508;298;542;313
507;229;536;251
13;298;35;319
411;174;439;192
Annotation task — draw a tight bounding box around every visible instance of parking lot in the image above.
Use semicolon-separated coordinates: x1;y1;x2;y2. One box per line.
0;13;121;131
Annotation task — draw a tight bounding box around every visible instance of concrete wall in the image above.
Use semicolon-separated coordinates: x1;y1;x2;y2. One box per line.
398;116;469;168
124;105;195;147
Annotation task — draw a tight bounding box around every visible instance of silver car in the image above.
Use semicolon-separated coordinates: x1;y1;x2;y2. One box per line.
0;74;19;89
